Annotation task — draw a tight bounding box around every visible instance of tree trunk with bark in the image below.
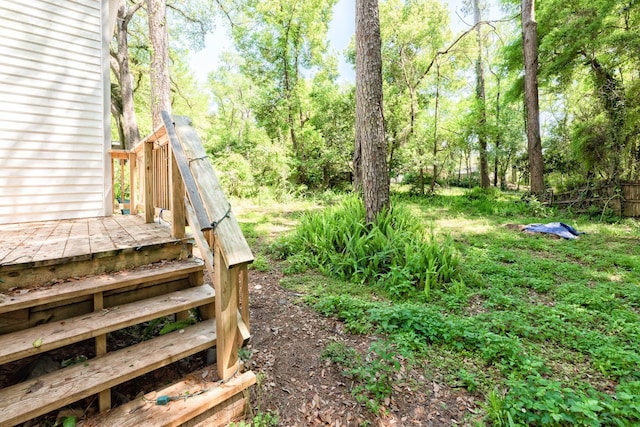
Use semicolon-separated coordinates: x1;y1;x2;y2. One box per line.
474;0;490;189
493;74;501;188
112;0;142;149
355;0;389;223
147;0;171;129
430;62;441;194
522;0;545;194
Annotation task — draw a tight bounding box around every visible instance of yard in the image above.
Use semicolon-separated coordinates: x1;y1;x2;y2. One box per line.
235;188;640;426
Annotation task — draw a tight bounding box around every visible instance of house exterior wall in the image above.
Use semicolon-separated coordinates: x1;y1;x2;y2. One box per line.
0;0;111;224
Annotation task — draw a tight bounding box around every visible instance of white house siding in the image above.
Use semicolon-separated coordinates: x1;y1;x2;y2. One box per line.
0;0;110;224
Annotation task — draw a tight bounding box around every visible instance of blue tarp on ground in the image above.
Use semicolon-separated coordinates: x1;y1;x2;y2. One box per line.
523;222;582;239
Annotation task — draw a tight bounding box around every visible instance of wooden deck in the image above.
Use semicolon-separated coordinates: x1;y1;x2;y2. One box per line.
0;215;176;266
0;215;192;291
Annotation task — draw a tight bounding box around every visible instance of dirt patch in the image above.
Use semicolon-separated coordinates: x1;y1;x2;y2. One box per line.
241;267;481;426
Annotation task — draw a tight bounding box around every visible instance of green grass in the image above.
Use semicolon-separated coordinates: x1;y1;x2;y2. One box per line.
237;188;640;426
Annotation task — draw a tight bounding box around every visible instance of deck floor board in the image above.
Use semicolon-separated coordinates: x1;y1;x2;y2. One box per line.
0;225;39;265
0;215;177;267
64;219;91;258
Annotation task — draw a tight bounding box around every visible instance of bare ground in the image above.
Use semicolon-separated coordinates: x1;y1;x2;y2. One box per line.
240;266;482;426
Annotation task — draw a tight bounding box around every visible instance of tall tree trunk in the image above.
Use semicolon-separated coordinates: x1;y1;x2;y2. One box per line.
115;0;142;149
110;83;125;147
355;0;389;223
493;75;501;187
522;0;545;194
430;62;441;193
474;0;490;189
147;0;171;129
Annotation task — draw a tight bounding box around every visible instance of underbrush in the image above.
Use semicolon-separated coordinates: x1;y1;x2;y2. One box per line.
309;292;640;425
244;188;640;425
271;196;459;300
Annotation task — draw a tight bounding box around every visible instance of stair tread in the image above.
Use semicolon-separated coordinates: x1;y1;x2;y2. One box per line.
81;371;257;427
0;258;204;314
0;284;215;365
0;319;216;427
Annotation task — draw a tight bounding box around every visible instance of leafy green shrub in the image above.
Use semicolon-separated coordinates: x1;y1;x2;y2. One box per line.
249;254;271;272
323;340;401;412
214;153;258;198
465;186;501;200
515;193;554;217
276;196;460;299
503;376;640;426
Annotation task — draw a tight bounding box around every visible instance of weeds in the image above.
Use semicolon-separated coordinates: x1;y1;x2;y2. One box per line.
230;372;280;427
322;340;402;412
240;187;640;426
273;196;460;300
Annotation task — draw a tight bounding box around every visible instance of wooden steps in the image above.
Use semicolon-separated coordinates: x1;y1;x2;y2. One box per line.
0;238;193;292
0;258;204;335
0;320;217;427
0;258;204;315
0;284;214;365
0;256;224;427
80;371;256;427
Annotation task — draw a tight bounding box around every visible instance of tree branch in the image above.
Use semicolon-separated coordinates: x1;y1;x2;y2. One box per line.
417;16;516;87
167;3;208;36
169;74;194;109
212;0;238;29
124;0;144;24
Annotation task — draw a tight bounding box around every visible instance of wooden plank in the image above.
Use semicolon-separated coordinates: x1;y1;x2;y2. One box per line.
129;152;137;215
181;389;247;427
94;292;111;412
0;284;214;365
64;219;91;258
214;244;239;381
103;278;193;307
0;241;191;292
113;215;173;245
0;258;204;314
160;112;212;232
0;215;176;267
2;279;194;334
170;143;186;238
0;223;39;264
101;216;138;249
32;217;73;261
0;320;217;427
80;371;255;427
173;116;253;267
5;221;58;264
134;125;167;155
88;218;115;253
185;201;214;271
237;311;250;347
109;149;130;160
144;139;154;223
239;264;250;332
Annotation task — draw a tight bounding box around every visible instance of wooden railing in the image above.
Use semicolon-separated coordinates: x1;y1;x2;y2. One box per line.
108;149;136;214
112;113;254;379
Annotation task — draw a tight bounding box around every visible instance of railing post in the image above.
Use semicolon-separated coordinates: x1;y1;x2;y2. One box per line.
128;152;136;215
169;145;186;238
144;140;154;223
214;244;239;380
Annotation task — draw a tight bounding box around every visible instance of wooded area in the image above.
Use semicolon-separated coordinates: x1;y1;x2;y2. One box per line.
110;0;640;206
98;1;640;425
